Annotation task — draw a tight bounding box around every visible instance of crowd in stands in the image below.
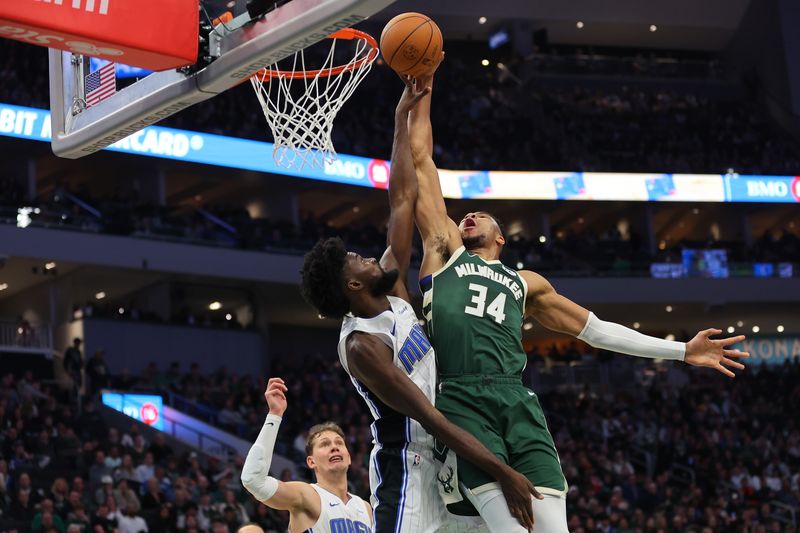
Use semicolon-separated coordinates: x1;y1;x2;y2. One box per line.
0;171;800;278
80;347;800;532
0;370;291;533
2;39;800;174
2;173;799;279
2;330;799;532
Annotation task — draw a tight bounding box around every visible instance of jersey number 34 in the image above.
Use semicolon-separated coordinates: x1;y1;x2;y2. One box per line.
464;283;507;324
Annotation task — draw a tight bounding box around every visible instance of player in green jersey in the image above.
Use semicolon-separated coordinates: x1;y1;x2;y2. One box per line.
408;58;750;533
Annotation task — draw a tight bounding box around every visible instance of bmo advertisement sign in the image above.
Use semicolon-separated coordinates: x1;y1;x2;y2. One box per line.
102;393;164;430
725;175;800;203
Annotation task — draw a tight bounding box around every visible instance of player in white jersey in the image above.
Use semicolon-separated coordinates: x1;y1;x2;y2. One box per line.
242;377;374;533
300;78;540;533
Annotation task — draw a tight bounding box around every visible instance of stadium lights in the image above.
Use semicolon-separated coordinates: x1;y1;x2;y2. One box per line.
737;320;744;327
633;322;640;329
727;326;735;333
777;325;785;333
752;326;760;333
0;283;7;291
665;334;676;341
95;291;106;300
539;235;547;243
523;322;533;331
692;208;700;215
481;59;490;67
118;307;125;315
649;24;658;32
209;301;222;311
516;262;524;269
665;305;673;313
576;21;584;29
418;319;427;326
478;16;487;24
225;313;233;321
45;262;57;270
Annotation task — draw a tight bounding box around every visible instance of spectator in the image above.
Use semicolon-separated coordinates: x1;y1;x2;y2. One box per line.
63;338;84;392
88;451;112;490
118;505;148;533
113;478;141;513
94;476;115;506
135;453;155;486
32;509;66;533
214;490;248;526
86;350;110;395
65;504;91;532
148;433;173;464
90;501;119;532
140;478;166;510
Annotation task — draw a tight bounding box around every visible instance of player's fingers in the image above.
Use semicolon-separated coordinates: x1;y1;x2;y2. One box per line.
702;328;722;337
511;502;533;531
720;357;745;370
716;364;736;378
530;485;545;500
412;87;431;102
717;334;746;346
723;349;750;358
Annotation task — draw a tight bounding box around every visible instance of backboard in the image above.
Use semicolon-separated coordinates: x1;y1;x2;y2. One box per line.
47;0;394;159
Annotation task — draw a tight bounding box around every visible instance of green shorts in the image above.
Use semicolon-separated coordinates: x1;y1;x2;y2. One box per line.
435;375;566;513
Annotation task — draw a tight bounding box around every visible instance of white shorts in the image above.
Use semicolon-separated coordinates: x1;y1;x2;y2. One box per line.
369;443;447;533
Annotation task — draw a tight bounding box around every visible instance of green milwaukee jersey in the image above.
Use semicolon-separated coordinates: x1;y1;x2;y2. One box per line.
420;246;528;376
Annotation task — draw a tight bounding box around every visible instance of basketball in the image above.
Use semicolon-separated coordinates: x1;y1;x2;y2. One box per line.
380;12;443;78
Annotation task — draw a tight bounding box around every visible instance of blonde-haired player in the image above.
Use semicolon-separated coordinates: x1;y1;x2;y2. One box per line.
242;377;373;533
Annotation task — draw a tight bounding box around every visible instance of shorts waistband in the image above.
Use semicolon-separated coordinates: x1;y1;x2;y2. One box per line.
439;374;522;385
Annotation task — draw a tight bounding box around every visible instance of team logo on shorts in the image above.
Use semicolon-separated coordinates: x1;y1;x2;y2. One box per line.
437;466;455;494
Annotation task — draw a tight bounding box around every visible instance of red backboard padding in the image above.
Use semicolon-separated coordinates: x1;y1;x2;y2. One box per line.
0;0;199;71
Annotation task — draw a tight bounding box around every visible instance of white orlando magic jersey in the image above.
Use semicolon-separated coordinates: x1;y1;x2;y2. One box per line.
307;484;372;533
338;296;436;448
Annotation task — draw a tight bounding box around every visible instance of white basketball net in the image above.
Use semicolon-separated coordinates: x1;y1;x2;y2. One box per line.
250;33;377;170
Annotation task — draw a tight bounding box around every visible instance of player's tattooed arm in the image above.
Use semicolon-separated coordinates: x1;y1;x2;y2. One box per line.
345;331;542;531
408;62;462;276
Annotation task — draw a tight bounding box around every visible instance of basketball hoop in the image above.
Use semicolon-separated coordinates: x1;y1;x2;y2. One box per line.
250;28;378;170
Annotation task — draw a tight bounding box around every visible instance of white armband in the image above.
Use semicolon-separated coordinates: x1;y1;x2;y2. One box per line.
241;414;282;502
577;312;686;361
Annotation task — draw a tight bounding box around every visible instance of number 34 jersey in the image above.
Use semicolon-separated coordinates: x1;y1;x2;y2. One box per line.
420;246;529;377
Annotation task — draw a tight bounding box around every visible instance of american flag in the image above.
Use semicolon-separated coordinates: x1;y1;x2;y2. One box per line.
84;62;116;107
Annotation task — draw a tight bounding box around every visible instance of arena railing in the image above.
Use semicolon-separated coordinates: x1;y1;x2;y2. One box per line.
770;501;798;529
0;320;53;353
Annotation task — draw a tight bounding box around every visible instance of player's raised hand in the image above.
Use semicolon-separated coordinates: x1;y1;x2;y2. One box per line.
264;377;288;416
395;74;430;115
684;329;749;378
498;465;544;531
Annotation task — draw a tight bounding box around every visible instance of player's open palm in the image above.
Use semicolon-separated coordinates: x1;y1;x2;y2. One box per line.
264;377;288;417
498;466;543;531
684;329;749;378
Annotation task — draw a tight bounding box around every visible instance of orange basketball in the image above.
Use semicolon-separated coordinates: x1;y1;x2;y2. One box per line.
380;12;443;78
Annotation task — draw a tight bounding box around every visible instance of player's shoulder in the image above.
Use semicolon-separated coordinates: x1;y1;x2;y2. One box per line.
517;269;555;296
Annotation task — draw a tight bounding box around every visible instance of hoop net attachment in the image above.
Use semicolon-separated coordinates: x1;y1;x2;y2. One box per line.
250;28;378;170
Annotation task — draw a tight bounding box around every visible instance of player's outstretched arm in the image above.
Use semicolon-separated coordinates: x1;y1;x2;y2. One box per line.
345;332;543;531
241;378;320;528
520;270;749;377
408;62;462;275
381;75;429;299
